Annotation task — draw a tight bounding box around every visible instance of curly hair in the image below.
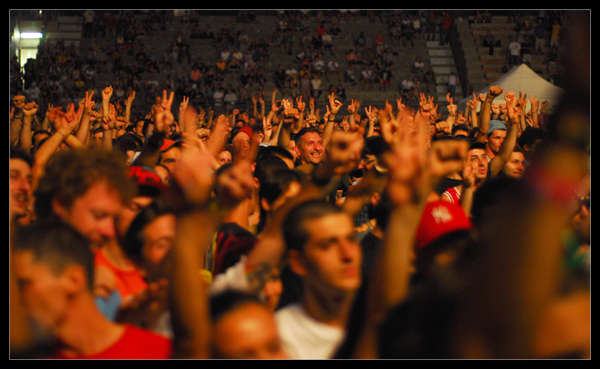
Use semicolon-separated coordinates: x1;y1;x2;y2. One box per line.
33;148;137;220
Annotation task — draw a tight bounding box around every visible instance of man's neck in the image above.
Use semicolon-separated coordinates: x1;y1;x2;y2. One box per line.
301;286;356;329
101;238;136;271
485;145;496;160
56;295;125;358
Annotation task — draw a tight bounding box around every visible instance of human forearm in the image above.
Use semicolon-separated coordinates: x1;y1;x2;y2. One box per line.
18;116;32;152
75;112;91;144
169;209;215;359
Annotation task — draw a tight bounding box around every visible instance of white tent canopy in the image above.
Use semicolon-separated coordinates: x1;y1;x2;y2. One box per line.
458;64;565;114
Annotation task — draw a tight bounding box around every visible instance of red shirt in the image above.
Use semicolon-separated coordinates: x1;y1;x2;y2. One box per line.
442;186;461;205
94;249;147;302
51;324;172;359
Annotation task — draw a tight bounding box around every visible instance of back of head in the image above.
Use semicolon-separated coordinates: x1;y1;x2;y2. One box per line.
13;219;95;291
209;289;263;323
34;148;136;220
254;154;289;185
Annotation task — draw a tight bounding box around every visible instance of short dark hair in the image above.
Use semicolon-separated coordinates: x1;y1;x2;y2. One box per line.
254;154;289;184
256;145;294;163
294;126;321;144
114;132;143;155
209;289;264;324
469;141;487;151
451;123;471;136
517;127;546;149
10;146;34;168
13;219;95;291
282;199;344;253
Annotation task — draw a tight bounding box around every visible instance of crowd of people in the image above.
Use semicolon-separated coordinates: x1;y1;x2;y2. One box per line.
10;10;589;360
12;9;478;126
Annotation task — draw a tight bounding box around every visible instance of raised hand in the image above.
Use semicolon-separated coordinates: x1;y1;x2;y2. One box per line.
328;93;343;115
419;93;435;116
102;86;113;101
296;96;306;112
180;96;189;114
396;98;406;114
160;89;175;113
83;91;96;114
434;120;452;135
22;102;39;117
487;85;503;99
364;105;377;122
325;129;364;176
12;95;25;111
125;90;136;106
263;116;273;137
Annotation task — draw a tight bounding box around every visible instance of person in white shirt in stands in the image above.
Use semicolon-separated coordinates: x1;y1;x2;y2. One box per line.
275;200;362;359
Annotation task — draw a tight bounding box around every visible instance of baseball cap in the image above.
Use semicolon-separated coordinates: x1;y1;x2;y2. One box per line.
128;164;165;198
487;119;507;135
229;125;253;144
160;138;183;152
415;200;472;250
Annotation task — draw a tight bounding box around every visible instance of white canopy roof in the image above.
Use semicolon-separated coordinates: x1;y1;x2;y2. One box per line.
458;63;565;114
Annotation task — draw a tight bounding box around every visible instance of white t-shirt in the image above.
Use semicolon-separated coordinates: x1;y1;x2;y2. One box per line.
509;41;521;56
275;303;345;359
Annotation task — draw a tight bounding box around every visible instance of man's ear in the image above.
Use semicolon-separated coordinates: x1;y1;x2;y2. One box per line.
260;198;272;213
287;250;307;277
61;265;89;296
51;196;68;219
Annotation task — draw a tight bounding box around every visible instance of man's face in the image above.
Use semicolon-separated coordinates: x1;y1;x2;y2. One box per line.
10;158;32;219
160;146;182;174
299;132;324;165
232;132;251;161
297;213;362;294
13;251;71;330
467;148;489;180
486;130;506;155
503;151;526;178
91;131;104;148
33;132;49;148
53;181;124;248
213;302;288;359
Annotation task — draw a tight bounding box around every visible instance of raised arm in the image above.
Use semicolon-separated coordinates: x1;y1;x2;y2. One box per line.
445;93;457;127
10;95;26;146
31;104;82;191
353;112;468;359
322;92;343;148
476;85;503;142
74;91;95;144
18;102;38;153
489;93;520;176
468;94;479;129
